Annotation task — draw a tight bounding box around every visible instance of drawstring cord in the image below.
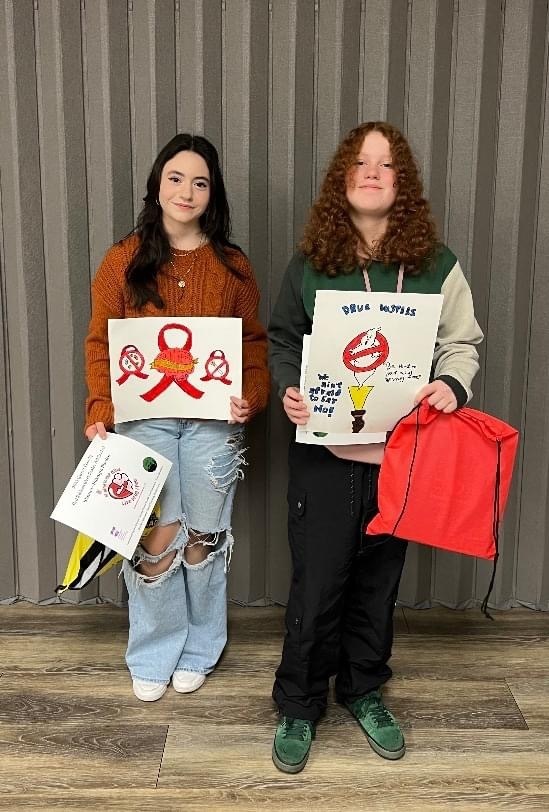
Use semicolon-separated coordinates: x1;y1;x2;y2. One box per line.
362;263;404;294
386;408;502;620
480;439;502;619
350;462;355;518
389;404;421;537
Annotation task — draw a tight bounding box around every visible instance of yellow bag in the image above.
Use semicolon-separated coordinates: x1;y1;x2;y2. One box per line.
56;503;160;593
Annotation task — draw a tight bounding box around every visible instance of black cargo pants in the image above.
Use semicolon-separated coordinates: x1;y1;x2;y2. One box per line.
272;441;408;722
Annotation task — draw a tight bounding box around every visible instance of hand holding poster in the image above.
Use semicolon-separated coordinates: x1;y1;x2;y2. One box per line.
51;433;172;559
296;335;386;445
303;291;443;435
109;317;242;423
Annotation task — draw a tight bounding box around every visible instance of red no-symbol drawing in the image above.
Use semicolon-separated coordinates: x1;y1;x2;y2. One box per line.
342;329;389;373
116;345;149;385
200;349;232;385
141;323;204;402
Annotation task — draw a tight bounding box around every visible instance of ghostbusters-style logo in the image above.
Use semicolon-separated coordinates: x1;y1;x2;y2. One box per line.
107;472;134;501
200;349;232;385
116;345;149;385
342;328;389;373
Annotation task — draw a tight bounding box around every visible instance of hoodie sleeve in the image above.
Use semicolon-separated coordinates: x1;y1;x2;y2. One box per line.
433;260;484;404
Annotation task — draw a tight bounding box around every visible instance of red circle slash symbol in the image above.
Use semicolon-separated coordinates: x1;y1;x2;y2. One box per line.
200;349;232;385
141;323;205;402
116;345;149;385
342;330;389;373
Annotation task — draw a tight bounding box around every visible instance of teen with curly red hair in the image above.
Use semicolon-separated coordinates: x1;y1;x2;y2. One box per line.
269;122;483;772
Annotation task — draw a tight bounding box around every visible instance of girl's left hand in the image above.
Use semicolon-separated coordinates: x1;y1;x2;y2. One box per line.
229;396;251;424
414;380;458;413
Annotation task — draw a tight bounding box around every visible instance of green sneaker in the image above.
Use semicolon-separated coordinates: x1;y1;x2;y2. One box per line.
272;716;315;773
346;690;405;760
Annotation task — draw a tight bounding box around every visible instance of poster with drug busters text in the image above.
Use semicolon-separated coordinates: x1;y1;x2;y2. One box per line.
303;291;443;435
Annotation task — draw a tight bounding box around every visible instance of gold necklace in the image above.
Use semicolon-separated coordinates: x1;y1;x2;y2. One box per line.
168;237;205;289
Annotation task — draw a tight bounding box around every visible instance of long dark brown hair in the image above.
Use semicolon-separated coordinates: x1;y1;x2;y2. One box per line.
125;134;243;309
301;121;438;276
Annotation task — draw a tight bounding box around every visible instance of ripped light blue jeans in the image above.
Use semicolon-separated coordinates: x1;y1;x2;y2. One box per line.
115;418;246;684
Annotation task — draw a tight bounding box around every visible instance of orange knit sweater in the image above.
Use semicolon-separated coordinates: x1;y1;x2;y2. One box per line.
85;235;269;429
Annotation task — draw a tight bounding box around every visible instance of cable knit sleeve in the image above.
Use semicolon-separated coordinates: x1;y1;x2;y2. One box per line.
232;256;270;419
85;245;127;430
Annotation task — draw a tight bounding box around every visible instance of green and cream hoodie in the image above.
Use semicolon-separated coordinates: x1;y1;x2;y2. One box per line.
268;245;483;409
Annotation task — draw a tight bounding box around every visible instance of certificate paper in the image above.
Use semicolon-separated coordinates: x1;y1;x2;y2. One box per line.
51;433;172;559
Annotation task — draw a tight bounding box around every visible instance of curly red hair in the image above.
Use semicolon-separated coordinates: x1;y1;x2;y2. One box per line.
301;121;438;276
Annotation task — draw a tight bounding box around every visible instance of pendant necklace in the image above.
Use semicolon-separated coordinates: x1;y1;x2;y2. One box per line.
169;236;205;289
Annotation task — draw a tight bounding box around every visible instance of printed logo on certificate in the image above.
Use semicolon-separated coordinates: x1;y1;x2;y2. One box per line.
51;433;172;558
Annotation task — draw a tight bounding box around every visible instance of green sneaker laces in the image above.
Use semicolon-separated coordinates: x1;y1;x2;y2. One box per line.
280;717;312;741
354;694;395;728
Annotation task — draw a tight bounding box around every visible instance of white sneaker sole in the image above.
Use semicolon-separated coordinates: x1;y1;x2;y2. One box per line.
132;680;168;702
172;672;206;693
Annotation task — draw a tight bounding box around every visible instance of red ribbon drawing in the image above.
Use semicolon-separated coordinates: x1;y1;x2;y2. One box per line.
140;323;204;402
200;349;232;385
116;345;149;385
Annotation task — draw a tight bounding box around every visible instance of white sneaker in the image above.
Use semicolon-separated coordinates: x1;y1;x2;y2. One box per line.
132;679;168;701
172;671;206;693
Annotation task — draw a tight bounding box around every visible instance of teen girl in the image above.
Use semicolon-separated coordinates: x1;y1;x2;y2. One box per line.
85;134;269;701
269;121;483;771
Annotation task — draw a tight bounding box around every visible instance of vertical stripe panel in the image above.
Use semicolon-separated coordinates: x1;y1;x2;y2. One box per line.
0;2;17;598
481;0;547;606
1;0;56;601
34;0;92;597
1;0;548;608
514;2;549;608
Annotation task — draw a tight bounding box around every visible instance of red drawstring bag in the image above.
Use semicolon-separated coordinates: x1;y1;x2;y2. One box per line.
365;401;519;615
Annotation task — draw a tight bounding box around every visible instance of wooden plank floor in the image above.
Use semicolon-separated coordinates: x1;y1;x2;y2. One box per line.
0;603;548;811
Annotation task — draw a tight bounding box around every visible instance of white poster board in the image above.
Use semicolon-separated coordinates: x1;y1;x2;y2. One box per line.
296;336;386;445
51;433;172;559
109;317;242;423
303;291;443;436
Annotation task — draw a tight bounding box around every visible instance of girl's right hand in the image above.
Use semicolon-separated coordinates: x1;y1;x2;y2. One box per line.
85;422;107;441
283;387;310;425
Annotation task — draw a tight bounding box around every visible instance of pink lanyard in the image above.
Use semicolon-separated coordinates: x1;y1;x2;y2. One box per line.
362;263;404;293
